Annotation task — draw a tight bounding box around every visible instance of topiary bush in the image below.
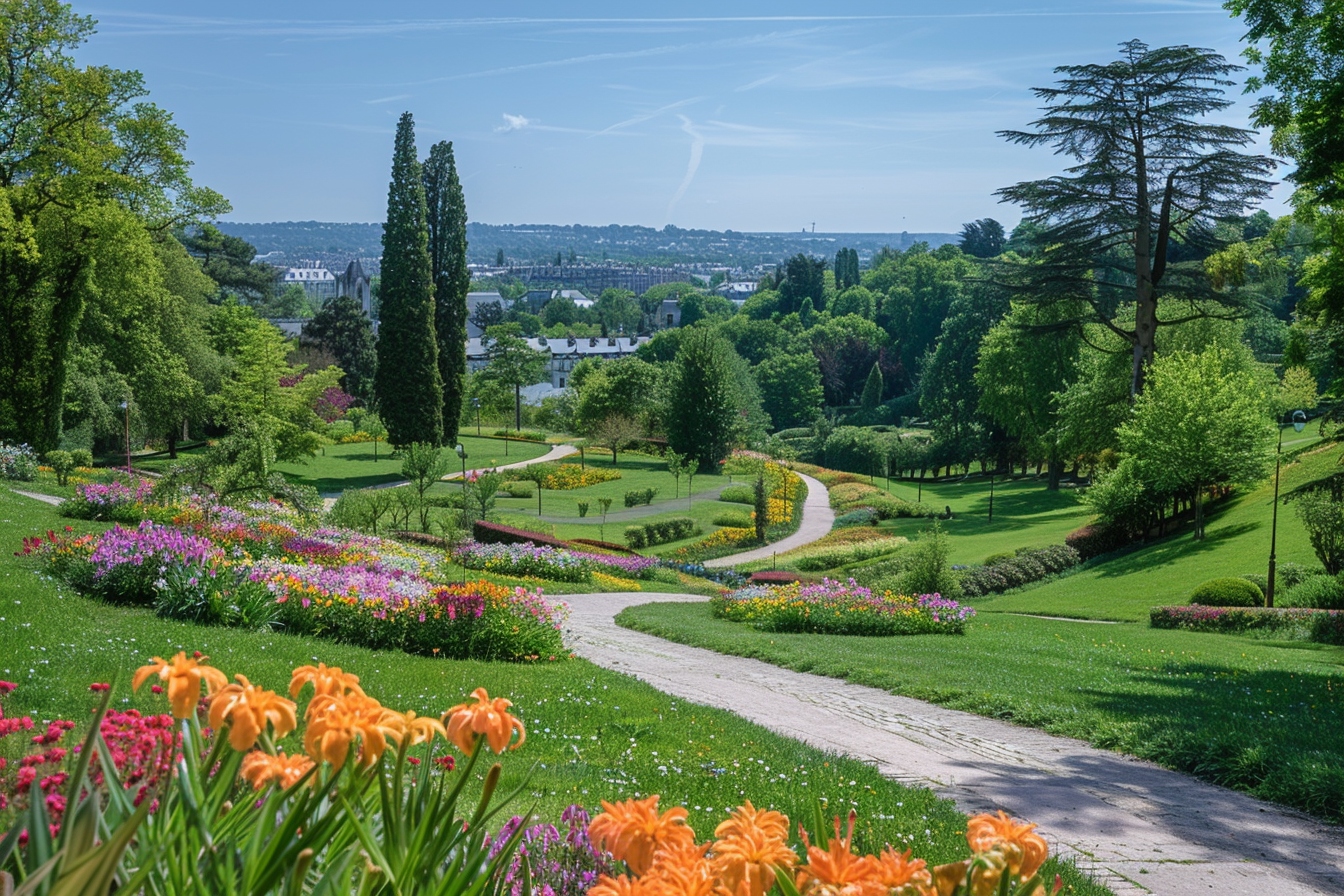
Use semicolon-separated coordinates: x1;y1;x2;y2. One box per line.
623;487;658;508
957;545;1082;598
1281;574;1344;610
718;484;755;504
712;509;753;528
1189;577;1264;608
624;517;698;549
502;481;535;498
69;448;94;469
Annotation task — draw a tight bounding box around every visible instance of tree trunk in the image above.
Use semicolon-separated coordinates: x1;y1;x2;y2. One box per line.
1194;484;1205;540
168;431;178;460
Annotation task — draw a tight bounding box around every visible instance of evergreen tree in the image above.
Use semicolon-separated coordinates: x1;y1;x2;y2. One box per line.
860;361;884;411
423;140;470;444
957;219;1006;257
496;248;505;266
665;329;753;471
300;296;378;403
375;112;442;447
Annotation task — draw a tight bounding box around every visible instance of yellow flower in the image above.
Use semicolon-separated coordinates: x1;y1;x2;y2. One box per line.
304;693;406;770
240;750;315;790
965;811;1048;881
403;710;447;746
443;687;526;754
289;662;364;700
208;674;298;751
588;795;696;876
711;802;796;896
132;651;228;719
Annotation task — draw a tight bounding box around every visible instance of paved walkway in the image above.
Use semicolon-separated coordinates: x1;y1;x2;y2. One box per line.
564;591;1344;896
704;472;834;567
10;488;62;506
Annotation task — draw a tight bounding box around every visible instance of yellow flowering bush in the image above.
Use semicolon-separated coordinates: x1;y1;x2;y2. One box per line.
532;462;623;490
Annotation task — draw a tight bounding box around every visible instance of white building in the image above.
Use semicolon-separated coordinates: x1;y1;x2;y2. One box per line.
278;262;339;301
466;334;648;391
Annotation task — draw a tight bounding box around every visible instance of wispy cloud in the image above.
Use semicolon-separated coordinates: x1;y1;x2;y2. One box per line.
493;113;591;136
666;116;705;221
594;97;702;137
365;94;411;105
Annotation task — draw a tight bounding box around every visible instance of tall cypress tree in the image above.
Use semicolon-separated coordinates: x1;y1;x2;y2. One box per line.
375;112;443;446
423;140;470;444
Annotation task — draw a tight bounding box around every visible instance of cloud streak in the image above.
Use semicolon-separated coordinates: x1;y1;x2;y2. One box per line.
666;116;705;221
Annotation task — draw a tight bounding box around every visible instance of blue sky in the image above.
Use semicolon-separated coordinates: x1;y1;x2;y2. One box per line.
79;1;1289;232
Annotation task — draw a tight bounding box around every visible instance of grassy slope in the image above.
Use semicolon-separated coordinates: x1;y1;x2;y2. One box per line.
0;489;1104;893
980;443;1336;622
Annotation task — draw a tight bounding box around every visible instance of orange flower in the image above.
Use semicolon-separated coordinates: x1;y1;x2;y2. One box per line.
208;675;299;751
873;848;933;896
240;751;315;790
132;652;228;719
304;693;406;770
645;841;714;896
443;687;525;754
711;802;796;896
965;811;1048;881
290;663;364;700
589;795;697;875
794;815;885;896
403;710;446;746
590;875;658;896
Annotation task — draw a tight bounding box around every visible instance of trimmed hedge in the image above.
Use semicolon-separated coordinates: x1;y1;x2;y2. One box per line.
719;485;756;505
957;545;1082;598
472;519;569;549
1065;523;1132;560
624;517;699;549
1281;574;1344;610
1151;605;1344;644
1189;577;1264;608
623;487;658;508
712;509;754;528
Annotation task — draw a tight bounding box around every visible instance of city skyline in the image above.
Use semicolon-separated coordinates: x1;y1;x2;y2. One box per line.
82;1;1292;231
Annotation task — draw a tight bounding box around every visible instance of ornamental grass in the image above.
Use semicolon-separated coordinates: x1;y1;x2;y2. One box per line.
713;579;974;636
1;660;1059;896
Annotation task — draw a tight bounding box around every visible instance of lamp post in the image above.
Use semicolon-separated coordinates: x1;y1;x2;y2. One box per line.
119;400;131;473
1266;409;1308;607
455;444;468;526
472;397;481;437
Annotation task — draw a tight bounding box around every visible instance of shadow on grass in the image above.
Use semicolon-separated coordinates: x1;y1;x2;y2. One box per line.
1087;521;1262;578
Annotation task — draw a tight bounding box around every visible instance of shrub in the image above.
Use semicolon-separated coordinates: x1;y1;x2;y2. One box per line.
829;481;883;509
1278;561;1318;591
1281;574;1344;610
502;481;535;498
1241;573;1269;595
718;484;756;504
472;519;569;549
1151;605;1333;638
748;570;808;585
713;509;754;528
529;462;621;490
833;508;879;528
0;441;39;481
1294;488;1344;575
624;517;698;549
45;450;75;486
492;428;549;441
623;487;658;507
1065;523;1133;560
900;522;961;599
1189;577;1264;608
454;541;593;582
577;500;589;517
69;448;94;469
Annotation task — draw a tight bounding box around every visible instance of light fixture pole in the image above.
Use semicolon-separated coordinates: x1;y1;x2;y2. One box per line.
455;444;468;526
472;397;481;437
1266;409;1308;607
120;400;131;473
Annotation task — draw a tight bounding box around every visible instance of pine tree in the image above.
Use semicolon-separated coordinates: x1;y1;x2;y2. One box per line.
423;140;470;444
860;361;884;411
375;112;443;446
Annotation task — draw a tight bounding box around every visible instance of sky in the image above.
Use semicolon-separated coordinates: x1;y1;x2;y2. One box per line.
78;1;1290;233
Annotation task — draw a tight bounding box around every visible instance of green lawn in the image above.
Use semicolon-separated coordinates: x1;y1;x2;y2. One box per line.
618;602;1344;824
0;489;1104;893
873;475;1094;564
979;442;1337;622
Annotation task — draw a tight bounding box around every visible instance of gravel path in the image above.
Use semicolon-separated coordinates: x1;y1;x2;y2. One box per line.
8;488;62;506
564;591;1344;896
704;472;834;567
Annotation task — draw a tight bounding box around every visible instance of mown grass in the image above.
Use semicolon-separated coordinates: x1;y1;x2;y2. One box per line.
0;489;1105;893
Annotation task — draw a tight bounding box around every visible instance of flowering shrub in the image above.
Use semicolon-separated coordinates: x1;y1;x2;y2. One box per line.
713;578;974;636
455;541;595;583
0;441;38;481
314;386;355;422
473;519;571;549
529;462;622;490
1150;605;1344;645
60;477;156;521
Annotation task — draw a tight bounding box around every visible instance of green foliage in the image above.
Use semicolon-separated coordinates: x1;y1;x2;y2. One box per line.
899;522;961;599
755;352;823;431
665;329;756;471
859;361;884;411
777;254;827;314
481;323;549;430
502;480;534;498
1280;574;1344;610
400;442;451;531
376;112;443;446
719;484;755;504
1189;576;1265;607
327;487;397;536
834;247;861;290
623;487;658;508
624;517;699;549
712;509;753;528
958;218;1006;257
1293;486;1344;575
69;448;93;469
424;140;470;443
45;449;75;485
300;296;378;403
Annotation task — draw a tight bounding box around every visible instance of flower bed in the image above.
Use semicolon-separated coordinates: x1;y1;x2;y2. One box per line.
526;462;622;490
1150;605;1344;644
23;501;567;662
712;578;974;635
59;477;156;521
473;519;570;549
453;539;660;583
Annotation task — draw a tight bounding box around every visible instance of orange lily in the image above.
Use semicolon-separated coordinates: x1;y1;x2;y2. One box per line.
874;847;934;896
403;710;447;746
290;662;364;700
588;795;696;876
965;811;1048;881
208;674;298;751
304;692;405;770
794;814;885;896
711;802;796;896
132;651;228;719
240;751;315;790
443;687;525;754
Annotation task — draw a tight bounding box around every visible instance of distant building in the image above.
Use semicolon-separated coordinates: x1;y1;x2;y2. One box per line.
335;259;374;317
278;262;339;302
467;333;648;391
716;281;758;303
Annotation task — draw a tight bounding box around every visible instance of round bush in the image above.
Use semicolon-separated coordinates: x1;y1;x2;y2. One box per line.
1189;577;1264;608
1280;574;1344;610
712;509;753;528
1240;573;1269;595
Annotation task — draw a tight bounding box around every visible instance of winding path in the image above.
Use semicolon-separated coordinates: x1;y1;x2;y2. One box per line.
563;592;1344;896
704;472;834;567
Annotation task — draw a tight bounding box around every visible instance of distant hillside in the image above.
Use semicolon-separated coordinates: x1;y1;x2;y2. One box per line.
216;221;958;274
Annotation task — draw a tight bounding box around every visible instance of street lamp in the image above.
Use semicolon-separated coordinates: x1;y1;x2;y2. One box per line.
472;397;481;437
119;400;131;474
455;443;469;526
1266;409;1308;607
